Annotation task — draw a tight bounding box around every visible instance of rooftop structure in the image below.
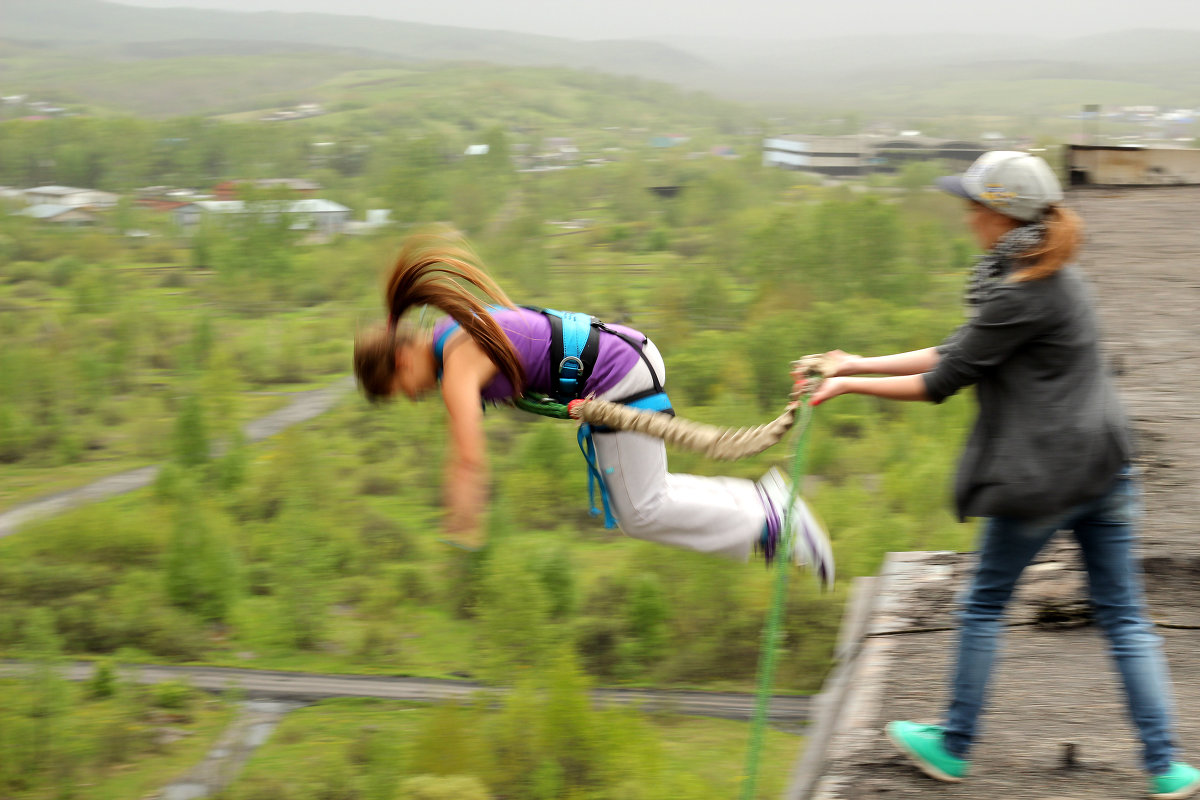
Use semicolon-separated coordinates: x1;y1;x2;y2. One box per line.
1066;144;1200;186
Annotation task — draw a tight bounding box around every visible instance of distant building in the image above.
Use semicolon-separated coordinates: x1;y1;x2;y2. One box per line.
134;186;209;211
464;144;490;156
211;179;321;201
286;198;352;235
259;103;324;122
763;135;869;177
344;209;393;235
1066;144;1200;186
650;134;690;148
173;198;351;235
16;204;97;225
763;134;984;177
23;185;119;208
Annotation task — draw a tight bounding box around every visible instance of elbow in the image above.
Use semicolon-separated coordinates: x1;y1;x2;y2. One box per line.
921;373;954;405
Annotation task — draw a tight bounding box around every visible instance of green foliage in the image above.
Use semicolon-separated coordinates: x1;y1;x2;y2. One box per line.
151;680;196;712
535;545;576;620
87;659;118;700
625;573;669;668
400;775;492;800
173;393;211;468
409;702;490;779
474;542;555;683
164;480;240;623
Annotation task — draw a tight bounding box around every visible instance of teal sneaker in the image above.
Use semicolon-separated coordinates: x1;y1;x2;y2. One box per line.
1150;762;1200;799
885;720;969;783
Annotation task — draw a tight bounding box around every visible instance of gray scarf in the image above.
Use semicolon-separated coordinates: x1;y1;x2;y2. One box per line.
964;222;1046;315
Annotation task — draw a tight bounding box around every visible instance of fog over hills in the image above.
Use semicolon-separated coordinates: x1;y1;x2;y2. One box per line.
6;0;1200;107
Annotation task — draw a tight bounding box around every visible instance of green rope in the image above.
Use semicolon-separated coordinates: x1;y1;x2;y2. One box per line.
512;393;572;419
739;400;815;800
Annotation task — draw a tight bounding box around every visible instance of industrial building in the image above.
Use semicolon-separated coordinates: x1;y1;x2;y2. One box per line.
762;134;985;177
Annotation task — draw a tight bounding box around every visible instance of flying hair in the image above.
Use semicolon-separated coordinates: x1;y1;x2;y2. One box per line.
382;232;526;395
1010;204;1083;283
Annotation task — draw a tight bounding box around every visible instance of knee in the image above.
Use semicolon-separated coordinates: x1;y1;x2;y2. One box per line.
1092;604;1156;639
617;510;660;540
958;589;1012;625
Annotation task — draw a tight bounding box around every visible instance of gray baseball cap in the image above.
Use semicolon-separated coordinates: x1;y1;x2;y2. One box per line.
936;150;1063;221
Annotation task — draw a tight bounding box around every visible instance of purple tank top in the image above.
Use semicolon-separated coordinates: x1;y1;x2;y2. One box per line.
432;308;645;403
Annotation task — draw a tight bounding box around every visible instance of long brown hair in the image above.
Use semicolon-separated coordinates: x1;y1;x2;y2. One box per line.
1010;204;1083;282
353;233;526;401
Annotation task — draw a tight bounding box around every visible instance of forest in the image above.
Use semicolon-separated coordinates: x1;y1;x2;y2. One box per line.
0;68;981;798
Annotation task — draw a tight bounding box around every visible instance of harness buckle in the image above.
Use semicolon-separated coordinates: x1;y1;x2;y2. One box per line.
559;356;585;378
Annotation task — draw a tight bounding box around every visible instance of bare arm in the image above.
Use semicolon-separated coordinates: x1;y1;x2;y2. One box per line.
439;337;500;549
810;374;930;407
831;347;941;377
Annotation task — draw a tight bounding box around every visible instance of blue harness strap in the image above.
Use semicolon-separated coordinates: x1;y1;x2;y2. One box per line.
577;424;617;528
432;321;460;380
538;307;601;402
576;390;673;529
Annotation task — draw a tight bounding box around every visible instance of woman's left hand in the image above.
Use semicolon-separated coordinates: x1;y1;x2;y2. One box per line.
808;377;848;407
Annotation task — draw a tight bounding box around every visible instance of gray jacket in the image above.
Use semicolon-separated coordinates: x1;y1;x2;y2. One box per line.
923;265;1132;520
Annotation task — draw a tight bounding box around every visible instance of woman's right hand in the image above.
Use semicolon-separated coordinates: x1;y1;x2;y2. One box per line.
793;350;861;381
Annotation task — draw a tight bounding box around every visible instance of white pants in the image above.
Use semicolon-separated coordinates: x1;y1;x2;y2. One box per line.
591;341;767;561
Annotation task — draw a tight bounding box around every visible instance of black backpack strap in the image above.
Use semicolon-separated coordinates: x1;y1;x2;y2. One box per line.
593;321;664;395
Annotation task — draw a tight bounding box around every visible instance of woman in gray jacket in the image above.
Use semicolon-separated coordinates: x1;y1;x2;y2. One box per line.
801;151;1197;799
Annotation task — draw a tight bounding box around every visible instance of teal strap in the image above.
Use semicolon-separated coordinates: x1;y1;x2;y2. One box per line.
543;308;596;397
623;392;672;414
573;391;671;526
432;322;460;380
576;424;617;529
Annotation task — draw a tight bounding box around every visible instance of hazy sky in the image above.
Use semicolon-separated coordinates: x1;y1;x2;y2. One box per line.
113;0;1200;41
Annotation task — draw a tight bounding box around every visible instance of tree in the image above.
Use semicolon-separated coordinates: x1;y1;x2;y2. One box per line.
474;543;553;683
173;393;209;468
409;702;489;778
164;482;239;623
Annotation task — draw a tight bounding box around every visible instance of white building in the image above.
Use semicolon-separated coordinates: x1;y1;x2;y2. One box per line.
23;185;119;208
16;204;97;225
173;198;351;235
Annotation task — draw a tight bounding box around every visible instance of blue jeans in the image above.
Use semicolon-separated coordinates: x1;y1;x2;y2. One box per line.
942;467;1177;774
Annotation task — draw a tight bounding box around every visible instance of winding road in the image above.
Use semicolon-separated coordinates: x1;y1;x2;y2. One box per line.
0;661;811;723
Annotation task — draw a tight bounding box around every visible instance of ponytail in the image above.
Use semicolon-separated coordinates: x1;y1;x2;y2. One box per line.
382;233;526;394
1010;205;1083;283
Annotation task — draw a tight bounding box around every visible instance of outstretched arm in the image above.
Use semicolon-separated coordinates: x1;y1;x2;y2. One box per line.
809;375;929;407
440;338;500;549
817;347;941;377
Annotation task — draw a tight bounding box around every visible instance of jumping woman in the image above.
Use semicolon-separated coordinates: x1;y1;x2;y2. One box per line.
353;233;833;586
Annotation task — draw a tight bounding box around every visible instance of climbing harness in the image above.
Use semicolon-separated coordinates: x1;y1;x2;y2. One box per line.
525;306;673;529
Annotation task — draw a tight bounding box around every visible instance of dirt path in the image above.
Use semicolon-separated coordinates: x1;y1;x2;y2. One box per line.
0;660;811;724
0;377;354;540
